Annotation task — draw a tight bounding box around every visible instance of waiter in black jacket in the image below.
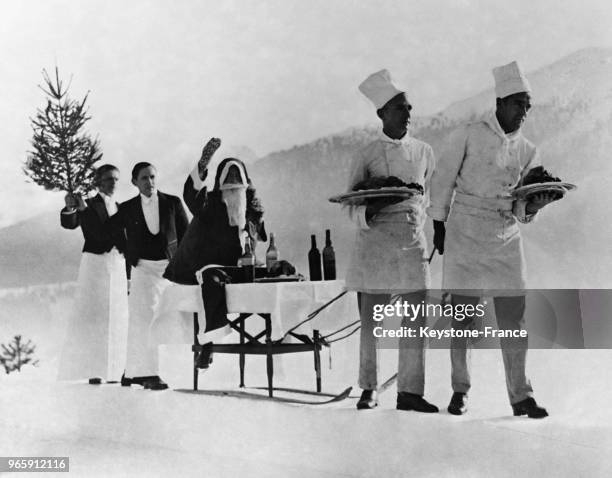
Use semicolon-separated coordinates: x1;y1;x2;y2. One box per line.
58;164;129;384
110;162;188;390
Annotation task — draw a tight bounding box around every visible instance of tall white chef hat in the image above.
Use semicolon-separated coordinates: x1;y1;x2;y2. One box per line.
492;61;531;99
358;69;405;110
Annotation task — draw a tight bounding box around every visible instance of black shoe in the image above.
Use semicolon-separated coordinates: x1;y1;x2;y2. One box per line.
126;375;160;387
195;343;214;369
88;377;102;385
447;392;468;415
356;389;378;410
143;376;169;391
512;397;548;419
396;393;439;413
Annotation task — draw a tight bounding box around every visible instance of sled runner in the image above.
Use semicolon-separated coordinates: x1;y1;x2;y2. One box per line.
176;386;352;405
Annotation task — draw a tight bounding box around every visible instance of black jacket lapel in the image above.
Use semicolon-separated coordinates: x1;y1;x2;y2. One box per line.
158;191;170;237
92;194;109;223
132;195;146;227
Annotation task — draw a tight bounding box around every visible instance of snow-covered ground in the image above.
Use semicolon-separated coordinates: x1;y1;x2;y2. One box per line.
2;342;611;477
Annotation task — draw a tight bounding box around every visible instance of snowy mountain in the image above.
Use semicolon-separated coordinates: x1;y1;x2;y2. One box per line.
1;47;611;288
0;212;82;288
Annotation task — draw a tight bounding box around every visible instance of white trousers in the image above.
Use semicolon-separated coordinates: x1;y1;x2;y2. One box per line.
358;291;427;394
125;259;171;377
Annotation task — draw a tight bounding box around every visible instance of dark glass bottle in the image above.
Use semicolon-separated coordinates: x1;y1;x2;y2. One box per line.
308;234;322;281
322;229;336;280
266;232;279;271
239;238;255;282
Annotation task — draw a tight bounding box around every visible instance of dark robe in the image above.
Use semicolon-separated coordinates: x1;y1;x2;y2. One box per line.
163;158;267;332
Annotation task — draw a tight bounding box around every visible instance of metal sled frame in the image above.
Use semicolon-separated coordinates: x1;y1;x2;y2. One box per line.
191;312;325;397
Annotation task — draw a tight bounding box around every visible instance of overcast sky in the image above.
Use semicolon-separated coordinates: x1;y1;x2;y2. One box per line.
1;0;611;224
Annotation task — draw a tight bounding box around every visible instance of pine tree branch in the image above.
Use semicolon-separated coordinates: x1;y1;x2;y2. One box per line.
25;67;100;194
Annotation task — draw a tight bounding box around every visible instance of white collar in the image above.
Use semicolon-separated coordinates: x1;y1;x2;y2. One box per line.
140;192;157;204
99;191;113;203
378;129;410;145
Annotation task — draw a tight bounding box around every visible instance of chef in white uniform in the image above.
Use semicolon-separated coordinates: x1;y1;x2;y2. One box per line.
346;69;438;412
427;61;559;418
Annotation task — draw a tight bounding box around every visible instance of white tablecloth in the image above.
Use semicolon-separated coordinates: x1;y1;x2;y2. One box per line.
150;280;358;345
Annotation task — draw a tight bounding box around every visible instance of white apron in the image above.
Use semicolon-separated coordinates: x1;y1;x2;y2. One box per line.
125;259;170;377
346;210;430;293
58;249;128;381
344;133;435;294
443;192;526;295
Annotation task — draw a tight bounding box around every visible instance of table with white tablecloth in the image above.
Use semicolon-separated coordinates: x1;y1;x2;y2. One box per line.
151;279;358;396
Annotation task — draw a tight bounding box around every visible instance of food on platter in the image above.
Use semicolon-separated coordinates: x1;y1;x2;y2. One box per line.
352;176;424;195
329;177;424;205
521;166;562;186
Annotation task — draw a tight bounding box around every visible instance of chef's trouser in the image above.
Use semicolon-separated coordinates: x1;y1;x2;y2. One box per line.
358;290;427;395
450;294;534;404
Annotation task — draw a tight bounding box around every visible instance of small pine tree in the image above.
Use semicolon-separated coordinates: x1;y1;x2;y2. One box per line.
24;67;102;195
0;335;39;374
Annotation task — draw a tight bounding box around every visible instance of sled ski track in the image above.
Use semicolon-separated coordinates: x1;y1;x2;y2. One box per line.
174;386;352;405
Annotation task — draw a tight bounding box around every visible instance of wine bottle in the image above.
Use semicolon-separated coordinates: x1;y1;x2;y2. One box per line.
239;236;255;282
266;233;279;272
308;234;322;281
236;232;248;266
322;229;336;280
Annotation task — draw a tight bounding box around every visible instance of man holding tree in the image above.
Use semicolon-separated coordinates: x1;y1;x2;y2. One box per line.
58;164;129;384
25;69;133;385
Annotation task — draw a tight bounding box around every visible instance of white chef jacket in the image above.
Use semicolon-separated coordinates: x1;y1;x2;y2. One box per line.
426;112;541;295
345;130;435;294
